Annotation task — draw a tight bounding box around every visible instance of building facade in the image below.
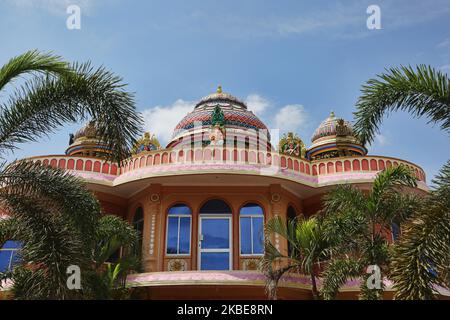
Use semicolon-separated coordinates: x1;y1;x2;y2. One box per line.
1;87;433;299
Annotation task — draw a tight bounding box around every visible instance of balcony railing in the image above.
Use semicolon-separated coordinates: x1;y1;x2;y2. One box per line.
27;147;426;184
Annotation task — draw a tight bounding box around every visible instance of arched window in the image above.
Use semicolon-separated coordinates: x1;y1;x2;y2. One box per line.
166;204;192;255
0;240;21;272
240;203;264;255
133;207;144;254
199;199;232;214
287;206;297;256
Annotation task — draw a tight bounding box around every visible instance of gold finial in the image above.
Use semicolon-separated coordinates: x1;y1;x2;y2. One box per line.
217;85;222;94
330;110;335;118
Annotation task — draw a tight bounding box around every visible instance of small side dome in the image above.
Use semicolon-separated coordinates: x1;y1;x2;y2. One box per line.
66;121;112;159
131;132;161;155
306;112;367;160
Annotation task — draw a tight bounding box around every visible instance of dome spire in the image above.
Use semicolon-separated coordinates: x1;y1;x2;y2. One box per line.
329;110;335;118
217;85;223;94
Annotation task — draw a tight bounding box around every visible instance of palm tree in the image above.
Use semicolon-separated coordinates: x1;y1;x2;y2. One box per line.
353;65;450;299
0;50;142;299
321;165;419;300
85;215;141;300
261;215;329;300
390;162;450;299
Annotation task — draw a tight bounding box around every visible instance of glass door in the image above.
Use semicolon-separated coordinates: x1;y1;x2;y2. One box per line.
198;215;232;270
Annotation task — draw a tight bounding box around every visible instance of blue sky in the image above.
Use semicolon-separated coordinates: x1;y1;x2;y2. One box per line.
0;0;449;182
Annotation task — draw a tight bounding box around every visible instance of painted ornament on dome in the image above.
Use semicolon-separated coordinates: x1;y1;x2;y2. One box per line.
132;132;161;154
279;132;305;157
208;105;225;146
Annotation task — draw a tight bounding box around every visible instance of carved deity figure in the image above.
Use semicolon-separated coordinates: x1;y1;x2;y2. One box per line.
279;132;305;157
208;105;226;146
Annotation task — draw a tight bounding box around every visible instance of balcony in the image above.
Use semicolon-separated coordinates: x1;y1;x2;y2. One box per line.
27;147;428;190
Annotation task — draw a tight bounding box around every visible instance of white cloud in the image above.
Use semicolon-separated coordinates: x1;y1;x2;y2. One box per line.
276;4;361;37
180;1;450;40
437;38;450;48
245;94;270;115
375;133;390;146
274;104;308;133
440;65;450;73
141;99;195;146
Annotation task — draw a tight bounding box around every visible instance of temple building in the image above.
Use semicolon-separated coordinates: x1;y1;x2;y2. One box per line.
0;87;435;299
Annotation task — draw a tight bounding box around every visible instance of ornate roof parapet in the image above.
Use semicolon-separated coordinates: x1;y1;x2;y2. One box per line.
306;111;367;160
211;105;225;127
278;132;306;158
208;105;226;147
131;132;161;155
66;121;112;159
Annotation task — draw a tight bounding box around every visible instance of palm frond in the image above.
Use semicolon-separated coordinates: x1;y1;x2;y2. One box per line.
322;184;366;215
93;215;139;266
321;258;363;300
1;196;86;299
0;62;142;163
322;185;367;248
391;162;450;300
0;50;71;91
0;161;100;250
0;215;19;247
0;161;103;299
370;165;417;202
354;65;450;145
432;160;450;193
264;215;298;257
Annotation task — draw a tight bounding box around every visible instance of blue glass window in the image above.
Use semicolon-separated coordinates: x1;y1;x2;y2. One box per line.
0;240;22;272
391;222;401;242
201;219;230;249
240;203;264;255
200;252;230;270
166;205;191;255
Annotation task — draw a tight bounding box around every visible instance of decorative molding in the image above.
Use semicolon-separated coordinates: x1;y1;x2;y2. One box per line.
149;214;156;255
242;259;261;271
150;193;160;203
168;259;187;271
271;193;281;203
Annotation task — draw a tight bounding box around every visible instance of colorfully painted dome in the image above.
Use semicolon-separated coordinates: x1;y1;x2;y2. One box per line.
73;121;99;140
306;112;366;160
168;86;270;148
173;107;268;135
311;111;355;143
66;121;112;159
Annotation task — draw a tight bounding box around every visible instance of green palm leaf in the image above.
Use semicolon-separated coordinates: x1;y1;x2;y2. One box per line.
354;65;450;145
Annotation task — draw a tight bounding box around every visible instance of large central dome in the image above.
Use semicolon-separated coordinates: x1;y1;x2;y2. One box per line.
167;86;270;149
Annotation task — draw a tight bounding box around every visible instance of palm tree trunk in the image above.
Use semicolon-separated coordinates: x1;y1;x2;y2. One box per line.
310;272;319;300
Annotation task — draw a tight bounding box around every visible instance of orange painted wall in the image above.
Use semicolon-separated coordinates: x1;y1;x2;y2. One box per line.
125;184;302;272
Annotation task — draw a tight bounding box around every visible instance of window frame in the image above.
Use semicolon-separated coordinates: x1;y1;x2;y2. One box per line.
239;205;265;257
165;206;192;256
0;241;21;272
198;214;233;270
